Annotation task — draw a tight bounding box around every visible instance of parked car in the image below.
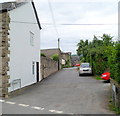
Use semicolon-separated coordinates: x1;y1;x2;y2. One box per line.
79;63;92;76
100;72;110;81
75;64;80;67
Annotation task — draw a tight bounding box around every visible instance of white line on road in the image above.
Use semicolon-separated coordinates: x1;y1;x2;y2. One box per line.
3;100;64;114
31;106;44;110
49;110;56;112
18;104;29;107
40;108;45;110
5;101;16;104
55;111;63;114
49;110;63;114
0;100;5;103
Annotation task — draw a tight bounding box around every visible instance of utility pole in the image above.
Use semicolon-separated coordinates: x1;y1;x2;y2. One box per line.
58;38;60;70
58;38;60;49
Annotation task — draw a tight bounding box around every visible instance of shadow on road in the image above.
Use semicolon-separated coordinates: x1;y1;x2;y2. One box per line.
102;80;110;83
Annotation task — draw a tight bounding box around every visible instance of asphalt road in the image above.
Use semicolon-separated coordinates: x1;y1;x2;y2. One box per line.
2;68;114;114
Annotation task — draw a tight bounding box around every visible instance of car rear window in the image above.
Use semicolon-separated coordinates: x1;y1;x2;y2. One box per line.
81;63;90;68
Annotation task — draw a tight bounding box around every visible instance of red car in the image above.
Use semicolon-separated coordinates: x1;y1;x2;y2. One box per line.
75;64;80;67
101;72;110;80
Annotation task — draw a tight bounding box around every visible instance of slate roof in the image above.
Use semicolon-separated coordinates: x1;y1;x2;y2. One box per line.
0;1;41;30
0;2;26;12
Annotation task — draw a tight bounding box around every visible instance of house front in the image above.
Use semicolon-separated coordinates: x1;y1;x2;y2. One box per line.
61;52;71;66
0;1;41;97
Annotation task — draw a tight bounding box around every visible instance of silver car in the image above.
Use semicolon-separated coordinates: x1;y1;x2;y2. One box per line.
79;63;92;76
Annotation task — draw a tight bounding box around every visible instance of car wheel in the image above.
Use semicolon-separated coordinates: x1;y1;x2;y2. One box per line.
90;73;93;76
106;79;110;83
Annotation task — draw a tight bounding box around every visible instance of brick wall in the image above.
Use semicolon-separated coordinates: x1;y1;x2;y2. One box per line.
0;12;10;97
41;56;58;78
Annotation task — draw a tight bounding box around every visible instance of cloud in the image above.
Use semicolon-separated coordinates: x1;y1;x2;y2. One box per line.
0;0;118;54
37;0;118;54
34;0;119;3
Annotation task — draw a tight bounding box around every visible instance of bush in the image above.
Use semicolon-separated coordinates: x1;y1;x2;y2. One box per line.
109;43;120;83
41;53;46;57
51;54;59;61
76;34;119;78
115;43;120;83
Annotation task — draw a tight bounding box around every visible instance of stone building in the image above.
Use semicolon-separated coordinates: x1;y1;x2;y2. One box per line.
71;55;80;66
61;52;71;66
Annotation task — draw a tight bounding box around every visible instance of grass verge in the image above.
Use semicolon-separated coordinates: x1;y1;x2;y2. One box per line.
109;99;120;114
92;75;102;80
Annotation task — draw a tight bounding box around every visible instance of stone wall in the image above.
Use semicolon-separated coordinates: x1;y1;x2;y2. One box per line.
0;11;10;97
41;49;62;70
110;79;120;108
41;56;58;78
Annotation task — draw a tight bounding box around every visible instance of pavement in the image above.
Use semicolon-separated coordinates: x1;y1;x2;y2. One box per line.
1;68;114;114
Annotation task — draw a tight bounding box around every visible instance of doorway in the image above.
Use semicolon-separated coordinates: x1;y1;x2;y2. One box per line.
36;62;39;82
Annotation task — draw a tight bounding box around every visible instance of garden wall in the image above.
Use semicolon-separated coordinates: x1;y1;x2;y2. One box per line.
41;56;58;78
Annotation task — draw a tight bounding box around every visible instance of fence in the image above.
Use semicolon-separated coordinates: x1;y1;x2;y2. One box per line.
111;79;120;108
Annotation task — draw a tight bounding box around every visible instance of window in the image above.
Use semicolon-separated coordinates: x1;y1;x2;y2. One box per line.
32;62;35;75
30;31;34;46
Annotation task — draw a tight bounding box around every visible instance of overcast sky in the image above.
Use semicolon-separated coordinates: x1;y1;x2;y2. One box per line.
0;0;119;54
34;0;119;54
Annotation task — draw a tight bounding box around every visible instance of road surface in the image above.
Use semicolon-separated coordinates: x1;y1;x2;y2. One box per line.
2;68;114;114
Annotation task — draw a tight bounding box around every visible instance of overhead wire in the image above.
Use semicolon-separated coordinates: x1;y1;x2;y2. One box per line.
41;23;117;26
9;21;117;26
47;0;59;38
10;21;38;24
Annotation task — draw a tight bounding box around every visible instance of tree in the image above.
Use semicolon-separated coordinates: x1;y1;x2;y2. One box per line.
76;39;88;61
76;34;116;75
114;43;120;83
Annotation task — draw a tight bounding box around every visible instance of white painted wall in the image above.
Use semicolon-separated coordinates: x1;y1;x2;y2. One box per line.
8;2;41;92
62;59;65;65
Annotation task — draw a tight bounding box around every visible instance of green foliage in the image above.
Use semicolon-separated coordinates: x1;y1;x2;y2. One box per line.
93;76;102;80
109;100;120;114
65;59;69;65
114;43;120;83
51;54;59;61
76;34;120;83
41;53;46;57
80;57;85;63
62;65;72;68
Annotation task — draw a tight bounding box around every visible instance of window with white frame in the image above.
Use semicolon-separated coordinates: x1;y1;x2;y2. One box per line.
30;31;34;46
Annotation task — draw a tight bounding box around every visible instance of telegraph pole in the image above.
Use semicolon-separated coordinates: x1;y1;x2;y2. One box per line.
58;38;60;49
58;38;60;70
